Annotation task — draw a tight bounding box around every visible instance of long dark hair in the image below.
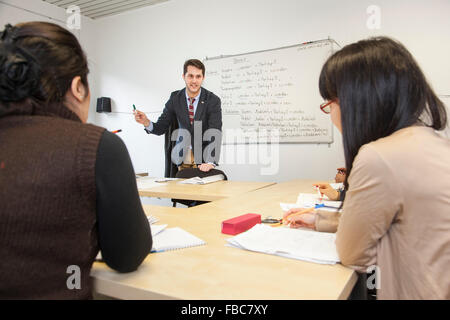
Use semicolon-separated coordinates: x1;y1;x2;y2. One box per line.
319;37;447;190
0;22;89;113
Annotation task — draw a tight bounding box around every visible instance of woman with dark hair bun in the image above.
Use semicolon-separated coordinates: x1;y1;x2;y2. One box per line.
284;37;450;299
0;22;152;299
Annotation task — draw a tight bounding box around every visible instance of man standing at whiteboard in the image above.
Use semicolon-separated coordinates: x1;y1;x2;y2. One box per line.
134;59;222;176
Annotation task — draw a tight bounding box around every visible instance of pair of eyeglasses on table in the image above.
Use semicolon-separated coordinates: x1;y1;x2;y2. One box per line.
261;218;282;224
262;204;338;226
261;217;283;226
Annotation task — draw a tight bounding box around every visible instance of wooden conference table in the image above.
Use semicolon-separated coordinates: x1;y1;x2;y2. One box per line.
137;178;276;202
92;179;357;300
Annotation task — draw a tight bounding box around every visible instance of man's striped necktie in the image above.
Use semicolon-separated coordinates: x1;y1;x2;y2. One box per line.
188;97;195;125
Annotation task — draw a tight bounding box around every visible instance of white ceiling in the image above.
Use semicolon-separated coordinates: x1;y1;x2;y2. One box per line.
42;0;169;19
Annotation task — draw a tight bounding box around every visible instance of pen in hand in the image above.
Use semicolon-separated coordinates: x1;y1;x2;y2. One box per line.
314;185;323;201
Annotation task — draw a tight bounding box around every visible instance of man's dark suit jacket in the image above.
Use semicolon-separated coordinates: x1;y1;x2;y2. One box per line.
145;87;222;177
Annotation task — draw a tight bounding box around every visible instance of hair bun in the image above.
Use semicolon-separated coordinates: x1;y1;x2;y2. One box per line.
0;44;40;103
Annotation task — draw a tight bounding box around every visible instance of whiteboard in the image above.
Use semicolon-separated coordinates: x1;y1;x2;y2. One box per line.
203;40;335;144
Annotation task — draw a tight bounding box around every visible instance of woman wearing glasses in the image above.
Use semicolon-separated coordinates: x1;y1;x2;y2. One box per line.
285;37;450;299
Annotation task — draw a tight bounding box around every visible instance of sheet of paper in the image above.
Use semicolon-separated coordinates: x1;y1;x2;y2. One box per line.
330;182;344;190
280;203;302;212
136;177;167;189
296;193;342;209
200;174;225;184
151;224;167;237
147;214;159;224
227;224;340;265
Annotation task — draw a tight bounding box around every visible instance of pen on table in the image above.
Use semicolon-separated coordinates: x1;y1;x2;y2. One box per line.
314;203;338;209
112;129;122;134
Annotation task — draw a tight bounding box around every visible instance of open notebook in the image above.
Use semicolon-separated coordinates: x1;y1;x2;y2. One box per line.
179;174;225;185
151;227;206;253
227;224;340;265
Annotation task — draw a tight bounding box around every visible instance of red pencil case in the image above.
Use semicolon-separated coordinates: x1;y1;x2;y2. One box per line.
221;213;261;235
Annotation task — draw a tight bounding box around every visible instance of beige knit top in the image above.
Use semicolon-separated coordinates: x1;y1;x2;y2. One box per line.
315;126;450;300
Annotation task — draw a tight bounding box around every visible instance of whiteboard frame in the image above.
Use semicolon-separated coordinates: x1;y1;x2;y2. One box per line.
204;39;338;145
205;39;336;62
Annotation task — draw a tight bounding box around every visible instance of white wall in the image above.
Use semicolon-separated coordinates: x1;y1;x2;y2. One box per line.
3;0;450;185
1;0;67;25
0;0;98;120
88;0;450;183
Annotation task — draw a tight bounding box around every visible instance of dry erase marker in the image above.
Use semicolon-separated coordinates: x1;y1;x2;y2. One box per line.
112;129;122;134
133;104;136;111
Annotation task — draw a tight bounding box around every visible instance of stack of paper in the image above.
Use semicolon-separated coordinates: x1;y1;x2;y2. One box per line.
227;224;340;265
179;174;225;185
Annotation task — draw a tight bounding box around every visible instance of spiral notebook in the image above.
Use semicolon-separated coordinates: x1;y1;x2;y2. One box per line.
151;227;206;253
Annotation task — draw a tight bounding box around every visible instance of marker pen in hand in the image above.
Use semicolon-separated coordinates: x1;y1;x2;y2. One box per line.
112;129;122;134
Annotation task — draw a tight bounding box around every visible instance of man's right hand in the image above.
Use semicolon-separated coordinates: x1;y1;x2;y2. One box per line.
134;110;150;127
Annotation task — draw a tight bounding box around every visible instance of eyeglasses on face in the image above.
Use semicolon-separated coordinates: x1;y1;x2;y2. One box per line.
320;100;333;114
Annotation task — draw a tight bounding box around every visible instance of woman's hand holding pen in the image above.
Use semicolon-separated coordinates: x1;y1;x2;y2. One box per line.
282;208;316;230
134;109;150;127
314;183;340;201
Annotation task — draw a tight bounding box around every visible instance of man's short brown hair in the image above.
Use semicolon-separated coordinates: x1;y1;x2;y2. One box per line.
183;59;205;76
